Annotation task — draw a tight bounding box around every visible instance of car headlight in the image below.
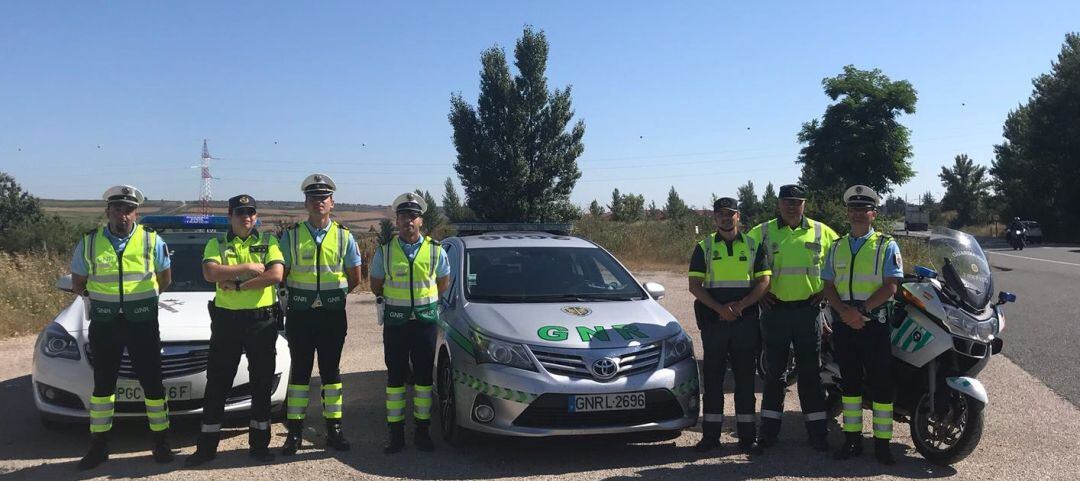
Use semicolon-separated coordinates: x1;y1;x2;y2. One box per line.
662;331;693;367
41;322;81;361
471;330;537;372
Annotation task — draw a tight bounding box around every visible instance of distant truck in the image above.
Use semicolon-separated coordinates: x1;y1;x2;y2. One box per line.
905;204;930;231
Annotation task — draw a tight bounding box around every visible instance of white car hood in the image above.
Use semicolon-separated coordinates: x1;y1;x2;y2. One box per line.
461;300;684;349
56;292;216;341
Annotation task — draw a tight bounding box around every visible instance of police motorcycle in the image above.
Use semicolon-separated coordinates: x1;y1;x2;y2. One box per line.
819;226;1015;466
1006;227;1026;250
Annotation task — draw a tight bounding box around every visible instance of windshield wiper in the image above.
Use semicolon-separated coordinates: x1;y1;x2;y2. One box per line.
524;294;644;302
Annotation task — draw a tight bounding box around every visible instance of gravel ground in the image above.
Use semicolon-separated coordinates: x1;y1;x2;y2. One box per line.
0;270;1077;480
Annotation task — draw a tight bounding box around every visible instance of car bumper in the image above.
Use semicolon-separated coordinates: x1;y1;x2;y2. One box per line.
32;335;291;423
451;356;699;437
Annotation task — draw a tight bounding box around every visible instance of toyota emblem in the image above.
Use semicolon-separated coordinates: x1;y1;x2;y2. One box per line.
591;357;619;380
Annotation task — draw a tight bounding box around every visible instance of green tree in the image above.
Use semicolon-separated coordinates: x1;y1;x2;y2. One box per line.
647;200;659;219
940;154;992;228
883;195;906;216
920;191;940;223
663;186;690;220
609;189;645;222
759;182;778;223
448;26;585;222
0;172;44;233
736;181;761;225
441;177;469;222
414;189;444;233
992;33;1080;238
588;200;605;218
378;218;395;245
797;66;917;199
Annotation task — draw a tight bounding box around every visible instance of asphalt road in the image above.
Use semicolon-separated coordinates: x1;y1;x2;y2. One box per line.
982;242;1080;407
1;270;1078;480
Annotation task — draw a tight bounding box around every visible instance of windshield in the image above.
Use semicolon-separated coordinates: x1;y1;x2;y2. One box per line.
927;226;993;309
465;247;647;302
164;241;216;292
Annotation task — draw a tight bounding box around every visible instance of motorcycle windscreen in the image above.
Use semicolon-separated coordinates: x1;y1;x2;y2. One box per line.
927;227;993;309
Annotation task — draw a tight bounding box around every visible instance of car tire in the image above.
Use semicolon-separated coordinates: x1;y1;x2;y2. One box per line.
436;354;472;446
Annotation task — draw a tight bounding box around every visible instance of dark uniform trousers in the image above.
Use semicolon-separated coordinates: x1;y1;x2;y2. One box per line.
759;302;828;439
695;301;760;440
286;308;348;389
383;320;437;392
89;315;165;401
831;304;894;404
202;305;278;447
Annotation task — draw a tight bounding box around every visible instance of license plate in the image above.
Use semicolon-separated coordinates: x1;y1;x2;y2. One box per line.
569;392;647;412
116;381;192;402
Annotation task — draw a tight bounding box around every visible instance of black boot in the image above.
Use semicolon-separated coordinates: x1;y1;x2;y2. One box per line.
414;422;435;452
249;427;275;462
737;422;763;455
874;438;896;465
693;422;722;452
78;432;109;470
151;430;174;463
383;422;405;454
756;417;780;448
326;419;351;451
807;420;829;452
833;432;863;460
183;432;220;468
281;419;303;456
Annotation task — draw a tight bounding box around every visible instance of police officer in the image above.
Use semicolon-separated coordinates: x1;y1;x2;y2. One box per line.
370;192;450;454
186;195;284;466
70;185;173;470
280;174;363;455
822;185;902;465
747;184;838;452
688;197;771;455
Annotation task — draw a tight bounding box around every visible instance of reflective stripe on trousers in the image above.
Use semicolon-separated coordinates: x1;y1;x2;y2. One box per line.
386;386;406;423
89;394;115;433
287;384;310;420
842;395;863;433
873;402;894;439
144;397;170;432
323;383;343;419
414;384;433;421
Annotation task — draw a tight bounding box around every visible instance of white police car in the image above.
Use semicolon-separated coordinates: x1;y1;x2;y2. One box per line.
434;224;698;441
32;215;291;427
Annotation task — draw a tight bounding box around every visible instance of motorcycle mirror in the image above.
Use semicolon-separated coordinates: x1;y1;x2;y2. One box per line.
997;291;1017;305
914;265;938;279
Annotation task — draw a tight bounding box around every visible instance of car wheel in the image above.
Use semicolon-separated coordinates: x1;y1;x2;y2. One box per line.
436;355;471;446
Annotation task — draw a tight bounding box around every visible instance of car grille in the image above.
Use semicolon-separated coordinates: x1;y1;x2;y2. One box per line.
513;389;683;428
530;342;661;381
87;342;211;379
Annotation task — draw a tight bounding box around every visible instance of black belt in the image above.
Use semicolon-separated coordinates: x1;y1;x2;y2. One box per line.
773;298;819;308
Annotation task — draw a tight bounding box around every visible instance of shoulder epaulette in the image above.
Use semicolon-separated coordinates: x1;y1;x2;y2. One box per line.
338;223;349;231
142;225;156;233
84;227;99;236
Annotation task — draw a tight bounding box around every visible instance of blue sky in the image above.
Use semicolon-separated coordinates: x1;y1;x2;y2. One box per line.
2;1;1076;209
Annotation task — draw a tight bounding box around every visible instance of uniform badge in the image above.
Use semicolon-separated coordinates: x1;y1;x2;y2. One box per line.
311;296;323;308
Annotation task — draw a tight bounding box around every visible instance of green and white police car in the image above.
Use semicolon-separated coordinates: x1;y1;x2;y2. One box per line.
434;224;699;441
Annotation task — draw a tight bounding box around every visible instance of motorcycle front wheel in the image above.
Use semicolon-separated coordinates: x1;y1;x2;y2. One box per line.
910;390;985;465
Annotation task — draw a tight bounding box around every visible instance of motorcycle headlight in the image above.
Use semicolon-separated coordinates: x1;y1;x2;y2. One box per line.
471;330;537;372
40;322;81;361
662;331;693;367
944;306;997;343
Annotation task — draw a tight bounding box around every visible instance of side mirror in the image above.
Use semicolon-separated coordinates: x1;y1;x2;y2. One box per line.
914;265;938;279
643;282;665;300
56;275;74;293
997;291;1017;305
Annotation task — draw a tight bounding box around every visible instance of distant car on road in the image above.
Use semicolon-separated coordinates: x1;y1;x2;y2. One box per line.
1022;221;1043;244
32;215;291;428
